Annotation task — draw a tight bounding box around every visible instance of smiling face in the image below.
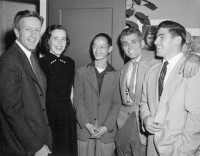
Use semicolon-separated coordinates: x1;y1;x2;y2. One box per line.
14;17;42;51
146;34;155;47
121;33;142;60
92;36;112;61
49;29;67;57
155;28;178;60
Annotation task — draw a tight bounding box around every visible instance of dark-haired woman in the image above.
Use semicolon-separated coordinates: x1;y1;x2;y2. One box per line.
39;25;77;156
143;26;157;51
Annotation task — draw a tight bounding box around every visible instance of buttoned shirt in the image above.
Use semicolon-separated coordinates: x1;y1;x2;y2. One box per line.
15;40;33;68
163;52;183;86
126;54;142;102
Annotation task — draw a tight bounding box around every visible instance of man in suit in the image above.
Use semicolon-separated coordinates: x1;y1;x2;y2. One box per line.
115;27;200;156
74;33;121;156
140;20;200;156
0;10;52;156
115;27;160;156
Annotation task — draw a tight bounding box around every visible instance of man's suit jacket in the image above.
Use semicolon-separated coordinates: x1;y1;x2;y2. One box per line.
140;55;200;156
74;63;121;143
118;50;160;145
0;42;52;156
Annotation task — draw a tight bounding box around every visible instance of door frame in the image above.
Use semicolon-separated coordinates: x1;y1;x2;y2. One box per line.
39;0;47;34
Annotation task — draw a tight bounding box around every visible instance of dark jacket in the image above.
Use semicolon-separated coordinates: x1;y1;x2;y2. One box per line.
0;42;52;156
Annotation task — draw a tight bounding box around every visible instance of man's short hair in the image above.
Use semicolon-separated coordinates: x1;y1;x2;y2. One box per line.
158;20;186;46
92;33;112;46
14;10;44;30
119;27;142;45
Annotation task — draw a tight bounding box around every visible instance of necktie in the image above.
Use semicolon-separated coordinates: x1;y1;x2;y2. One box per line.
158;61;168;99
128;61;138;101
30;52;44;89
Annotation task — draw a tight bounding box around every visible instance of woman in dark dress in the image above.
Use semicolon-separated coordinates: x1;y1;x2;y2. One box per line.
39;25;77;156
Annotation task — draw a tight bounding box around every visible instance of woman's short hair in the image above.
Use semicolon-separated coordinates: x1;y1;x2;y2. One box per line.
41;24;70;54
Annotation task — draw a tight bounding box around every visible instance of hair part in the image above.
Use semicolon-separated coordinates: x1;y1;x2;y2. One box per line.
14;10;44;30
92;33;112;46
158;20;186;46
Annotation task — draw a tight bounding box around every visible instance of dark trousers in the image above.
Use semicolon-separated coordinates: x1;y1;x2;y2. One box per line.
115;112;146;156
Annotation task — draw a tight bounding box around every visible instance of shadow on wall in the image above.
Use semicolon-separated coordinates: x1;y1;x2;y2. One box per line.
4;29;16;51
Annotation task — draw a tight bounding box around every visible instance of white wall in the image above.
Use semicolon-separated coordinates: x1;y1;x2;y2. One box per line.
40;0;47;34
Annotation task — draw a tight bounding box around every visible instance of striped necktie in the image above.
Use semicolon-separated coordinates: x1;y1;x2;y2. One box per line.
158;61;168;99
128;61;138;101
30;52;44;89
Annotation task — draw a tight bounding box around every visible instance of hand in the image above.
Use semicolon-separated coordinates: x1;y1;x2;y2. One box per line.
195;150;200;156
91;126;108;139
143;115;163;134
34;145;51;156
85;123;99;136
179;53;200;77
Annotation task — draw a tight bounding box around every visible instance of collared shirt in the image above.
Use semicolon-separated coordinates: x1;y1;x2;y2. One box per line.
126;54;142;93
88;62;115;93
15;40;33;67
125;54;142;103
163;52;183;85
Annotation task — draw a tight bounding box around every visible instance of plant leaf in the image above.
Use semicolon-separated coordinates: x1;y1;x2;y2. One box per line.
134;0;141;5
142;0;157;10
126;9;135;18
126;20;139;28
135;12;151;25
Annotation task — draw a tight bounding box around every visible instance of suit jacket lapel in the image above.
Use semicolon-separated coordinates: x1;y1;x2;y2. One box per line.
154;55;186;124
87;66;99;94
24;56;46;94
136;53;149;97
144;62;161;117
14;43;45;94
135;51;154;102
120;62;130;104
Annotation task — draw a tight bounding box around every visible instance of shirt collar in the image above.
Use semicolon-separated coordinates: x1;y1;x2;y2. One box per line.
131;54;142;63
15;40;32;59
163;52;183;68
87;62;115;72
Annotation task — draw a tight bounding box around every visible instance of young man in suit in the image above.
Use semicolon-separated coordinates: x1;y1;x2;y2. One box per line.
0;10;52;156
115;27;200;156
115;27;160;156
140;20;200;156
74;33;121;156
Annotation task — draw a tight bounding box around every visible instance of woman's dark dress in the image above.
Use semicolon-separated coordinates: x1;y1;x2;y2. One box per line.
39;53;77;156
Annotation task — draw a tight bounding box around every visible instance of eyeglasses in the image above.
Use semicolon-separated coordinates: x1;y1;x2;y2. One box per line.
92;45;108;50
